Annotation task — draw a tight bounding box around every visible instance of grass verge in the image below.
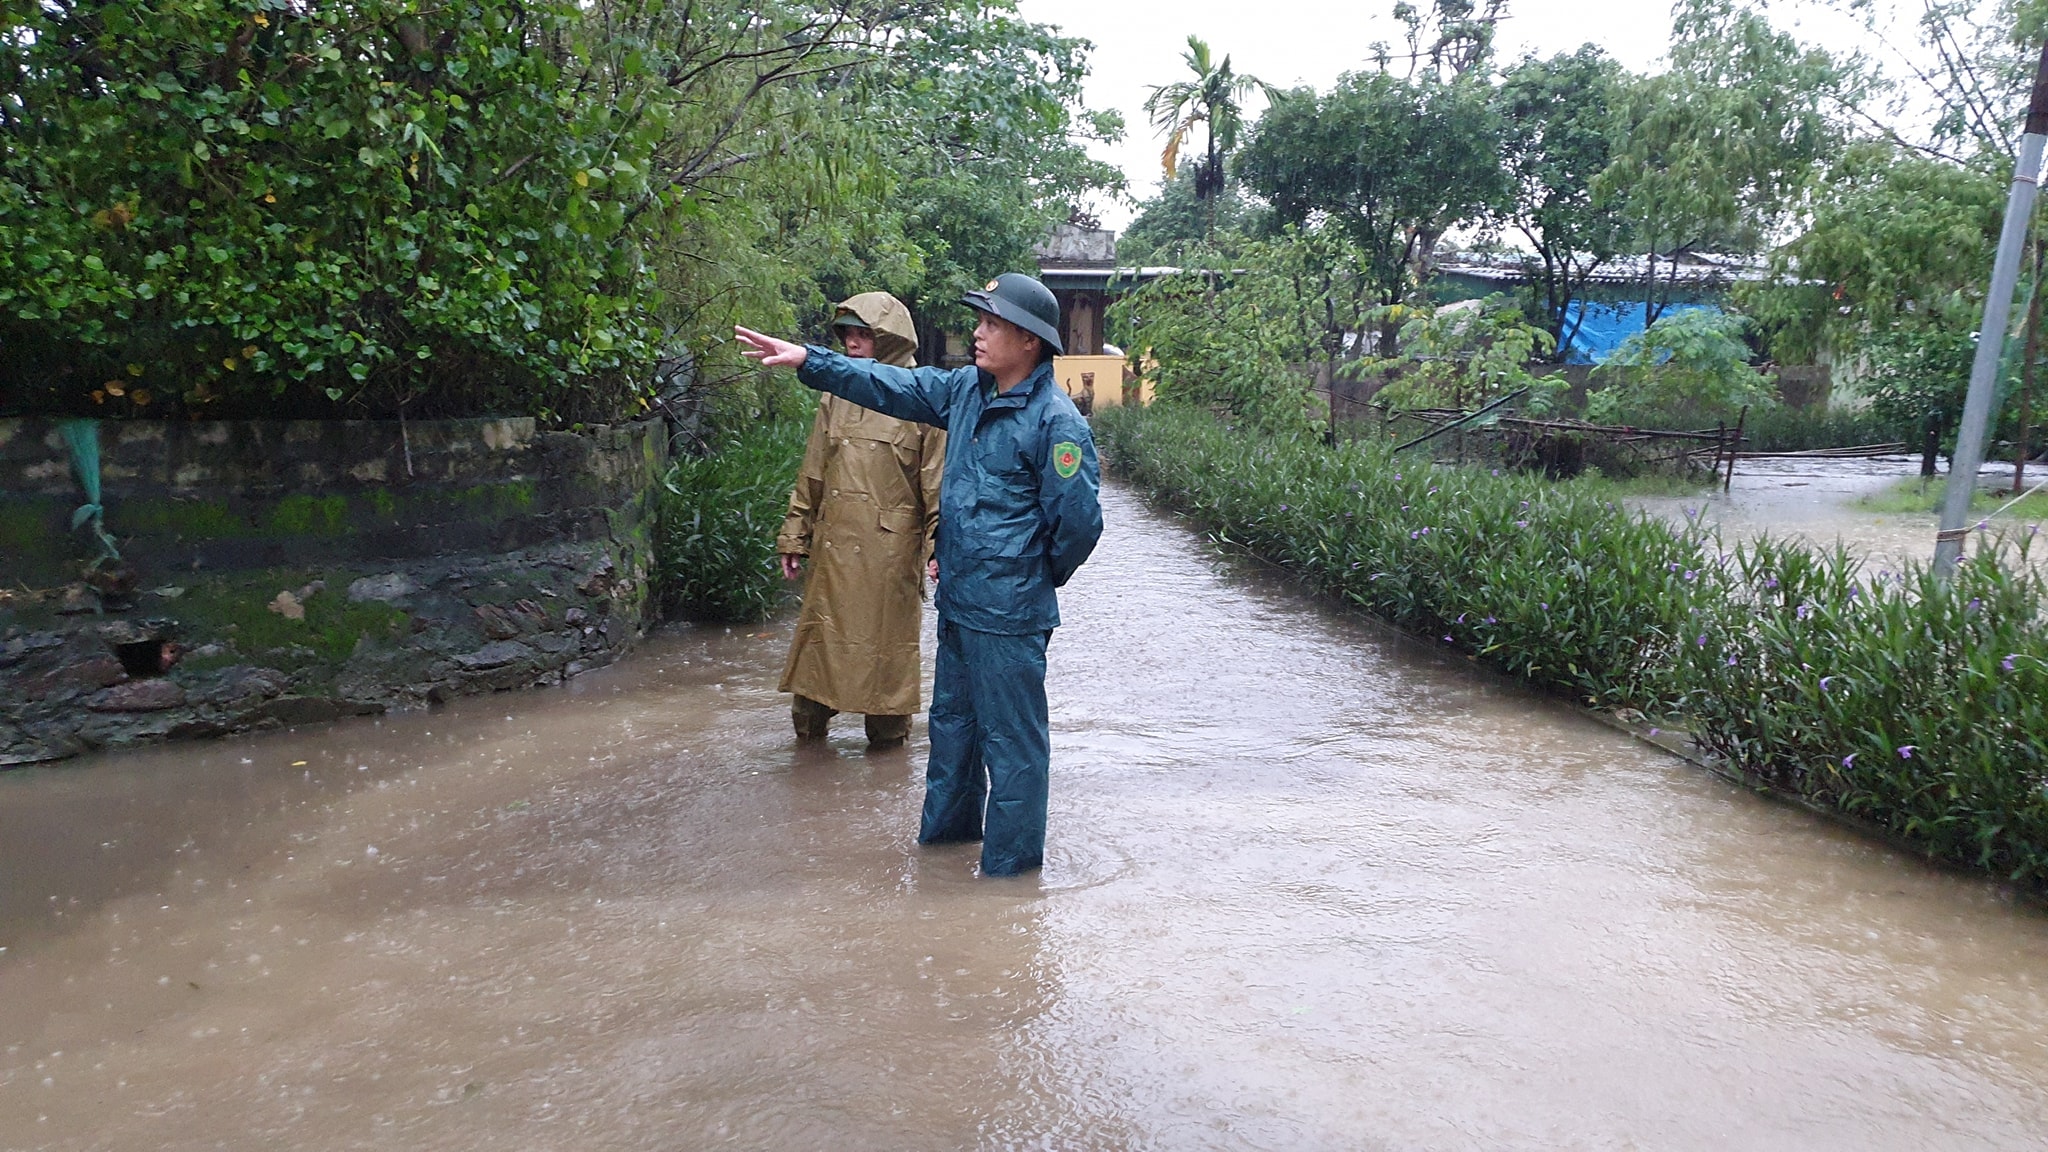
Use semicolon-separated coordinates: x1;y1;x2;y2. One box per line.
1854;475;2048;520
1097;404;2048;888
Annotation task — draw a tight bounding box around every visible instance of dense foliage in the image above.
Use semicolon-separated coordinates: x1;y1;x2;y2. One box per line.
1099;404;2048;887
0;0;1118;424
653;397;813;622
1117;0;2046;439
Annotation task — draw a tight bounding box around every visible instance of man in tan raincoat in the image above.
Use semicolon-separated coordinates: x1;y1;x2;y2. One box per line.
775;292;945;747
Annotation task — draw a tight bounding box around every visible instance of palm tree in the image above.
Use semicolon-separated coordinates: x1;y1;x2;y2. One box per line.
1142;36;1267;236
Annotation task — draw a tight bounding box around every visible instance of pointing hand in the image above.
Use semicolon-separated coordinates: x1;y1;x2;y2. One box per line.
734;326;809;370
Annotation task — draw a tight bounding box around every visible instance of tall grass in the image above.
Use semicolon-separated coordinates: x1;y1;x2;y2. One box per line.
1736;404;1906;452
654;411;811;622
1098;404;2048;886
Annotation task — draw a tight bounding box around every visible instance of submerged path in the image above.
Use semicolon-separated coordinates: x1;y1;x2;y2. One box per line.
5;484;2048;1149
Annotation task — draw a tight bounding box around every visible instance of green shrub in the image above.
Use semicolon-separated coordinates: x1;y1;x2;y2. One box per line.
1589;309;1775;424
0;0;656;422
653;405;812;623
1098;403;2048;887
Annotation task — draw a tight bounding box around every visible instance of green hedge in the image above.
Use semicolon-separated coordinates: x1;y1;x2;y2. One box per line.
1097;404;2048;885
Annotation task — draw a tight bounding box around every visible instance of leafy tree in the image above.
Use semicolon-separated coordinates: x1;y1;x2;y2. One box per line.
0;0;1119;424
1141;35;1267;239
1;0;668;420
1588;309;1775;423
1494;47;1629;360
1593;0;1850;325
1737;142;2004;362
1237;70;1507;357
1105;250;1319;436
1117;168;1266;265
1856;325;1985;452
1371;295;1563;413
834;5;1121;332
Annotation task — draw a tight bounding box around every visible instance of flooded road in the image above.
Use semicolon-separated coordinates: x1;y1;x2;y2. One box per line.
1637;454;2048;572
7;484;2048;1149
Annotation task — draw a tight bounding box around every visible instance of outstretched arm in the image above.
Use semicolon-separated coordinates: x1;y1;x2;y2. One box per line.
735;325;961;428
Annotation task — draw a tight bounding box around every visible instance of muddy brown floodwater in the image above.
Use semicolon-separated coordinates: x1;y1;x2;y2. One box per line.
7;485;2048;1150
1636;454;2048;573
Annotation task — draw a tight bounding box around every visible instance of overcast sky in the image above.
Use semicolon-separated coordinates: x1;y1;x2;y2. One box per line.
1012;0;1930;228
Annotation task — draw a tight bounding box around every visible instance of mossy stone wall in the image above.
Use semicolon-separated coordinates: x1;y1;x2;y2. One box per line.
0;417;669;765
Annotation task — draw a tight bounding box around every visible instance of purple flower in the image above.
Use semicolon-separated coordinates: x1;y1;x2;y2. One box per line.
1492;469;1501;476
1410;530;1421;539
1443;634;1453;642
1726;655;1738;666
1649;727;1661;736
1667;562;1681;572
2003;654;2019;671
1819;676;1834;692
1278;504;1289;511
1847;585;1861;599
1796;603;1811;619
1683;570;1696;582
1540;603;1549;610
1696;634;1708;647
1898;745;1916;759
1764;577;1779;589
1516;520;1529;528
1428;487;1439;495
1684;507;1697;519
1843;754;1857;769
1484;616;1496;624
1968;598;1983;612
1977;520;1990;531
1394;473;1402;480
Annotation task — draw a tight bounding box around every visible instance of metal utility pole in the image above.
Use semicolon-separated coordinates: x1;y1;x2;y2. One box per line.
1936;42;2048;576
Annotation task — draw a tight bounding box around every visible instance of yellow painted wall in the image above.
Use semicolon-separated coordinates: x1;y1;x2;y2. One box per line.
1053;355;1151;409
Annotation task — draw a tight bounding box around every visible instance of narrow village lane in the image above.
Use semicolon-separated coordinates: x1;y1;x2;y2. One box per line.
5;484;2048;1150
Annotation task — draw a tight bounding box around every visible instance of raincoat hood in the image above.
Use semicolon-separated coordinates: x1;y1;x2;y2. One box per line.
833;292;919;368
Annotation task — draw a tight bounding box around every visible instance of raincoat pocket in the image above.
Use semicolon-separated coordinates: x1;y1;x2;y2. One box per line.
876;508;921;535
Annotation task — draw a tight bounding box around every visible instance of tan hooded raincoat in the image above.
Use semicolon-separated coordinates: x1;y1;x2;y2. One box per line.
775;293;945;716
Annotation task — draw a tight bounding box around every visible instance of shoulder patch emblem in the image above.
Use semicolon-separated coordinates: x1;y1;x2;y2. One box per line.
1053;441;1082;479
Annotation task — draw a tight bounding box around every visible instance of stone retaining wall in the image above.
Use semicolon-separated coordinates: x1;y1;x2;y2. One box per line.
0;417;668;764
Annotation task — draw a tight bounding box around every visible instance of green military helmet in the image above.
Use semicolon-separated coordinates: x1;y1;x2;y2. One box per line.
961;272;1064;355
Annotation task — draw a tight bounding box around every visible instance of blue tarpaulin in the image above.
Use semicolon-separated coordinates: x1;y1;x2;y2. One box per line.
1560;301;1715;364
